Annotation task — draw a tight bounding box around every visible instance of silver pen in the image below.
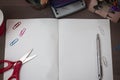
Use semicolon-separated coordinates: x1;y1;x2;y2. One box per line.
96;34;103;80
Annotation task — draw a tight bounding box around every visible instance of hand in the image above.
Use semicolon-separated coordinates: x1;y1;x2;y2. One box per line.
40;0;48;6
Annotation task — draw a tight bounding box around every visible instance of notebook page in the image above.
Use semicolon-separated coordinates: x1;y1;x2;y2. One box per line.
59;19;113;80
4;19;59;80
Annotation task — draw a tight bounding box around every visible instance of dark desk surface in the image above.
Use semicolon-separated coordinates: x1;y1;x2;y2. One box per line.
0;0;120;80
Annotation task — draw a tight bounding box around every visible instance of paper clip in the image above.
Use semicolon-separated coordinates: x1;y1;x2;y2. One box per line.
12;21;21;30
102;56;108;67
10;38;19;46
98;26;105;36
19;28;26;37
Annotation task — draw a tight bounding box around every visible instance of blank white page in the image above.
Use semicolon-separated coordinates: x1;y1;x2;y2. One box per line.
5;19;59;80
59;19;113;80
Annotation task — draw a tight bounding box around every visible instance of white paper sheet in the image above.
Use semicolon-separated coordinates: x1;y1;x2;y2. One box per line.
59;19;113;80
4;19;113;80
5;19;59;80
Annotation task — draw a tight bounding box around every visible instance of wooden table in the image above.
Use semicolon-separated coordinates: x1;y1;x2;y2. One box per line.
0;0;120;80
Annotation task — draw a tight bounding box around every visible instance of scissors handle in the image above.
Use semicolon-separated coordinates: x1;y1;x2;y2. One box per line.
0;60;15;74
8;61;22;80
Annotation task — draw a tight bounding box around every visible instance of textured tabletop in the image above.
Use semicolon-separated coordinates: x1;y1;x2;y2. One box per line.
0;0;120;80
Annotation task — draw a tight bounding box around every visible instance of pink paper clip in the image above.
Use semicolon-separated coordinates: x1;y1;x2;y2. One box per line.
19;28;26;37
12;21;21;30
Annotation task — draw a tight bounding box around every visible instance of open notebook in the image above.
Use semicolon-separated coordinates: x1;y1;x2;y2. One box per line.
4;19;113;80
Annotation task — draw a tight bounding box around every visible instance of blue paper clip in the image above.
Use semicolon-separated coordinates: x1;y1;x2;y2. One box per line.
10;38;19;46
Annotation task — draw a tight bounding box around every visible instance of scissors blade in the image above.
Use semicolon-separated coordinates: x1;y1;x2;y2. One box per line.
22;55;37;64
19;49;33;63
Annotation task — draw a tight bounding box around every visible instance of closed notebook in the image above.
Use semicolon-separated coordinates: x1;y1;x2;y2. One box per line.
4;19;113;80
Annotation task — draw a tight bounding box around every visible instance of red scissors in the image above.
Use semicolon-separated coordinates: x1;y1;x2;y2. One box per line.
0;49;36;80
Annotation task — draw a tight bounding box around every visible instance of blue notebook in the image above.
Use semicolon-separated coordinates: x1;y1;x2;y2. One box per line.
50;0;80;8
